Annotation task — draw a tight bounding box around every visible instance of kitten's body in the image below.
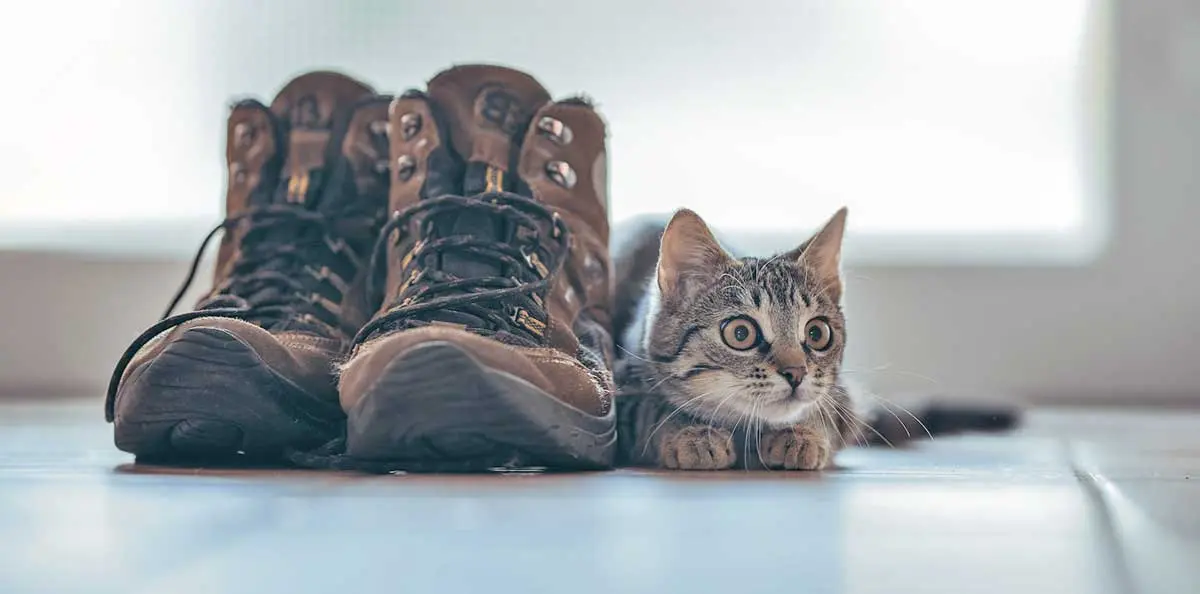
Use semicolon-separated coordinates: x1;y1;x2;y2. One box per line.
613;211;862;470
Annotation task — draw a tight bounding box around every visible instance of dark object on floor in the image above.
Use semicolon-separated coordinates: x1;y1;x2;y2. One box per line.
867;402;1022;446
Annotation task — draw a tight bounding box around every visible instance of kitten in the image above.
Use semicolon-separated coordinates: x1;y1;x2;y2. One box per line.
613;208;860;470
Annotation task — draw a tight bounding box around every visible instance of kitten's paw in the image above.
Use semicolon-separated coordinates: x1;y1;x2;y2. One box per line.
761;427;832;470
660;426;736;470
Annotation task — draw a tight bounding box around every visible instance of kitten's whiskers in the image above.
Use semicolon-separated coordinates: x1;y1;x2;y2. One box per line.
706;390;741;432
840;364;941;387
641;389;717;458
616;344;652;363
861;391;934;441
814;398;838;450
644;372;677;395
752;398;768;470
827;396;887;448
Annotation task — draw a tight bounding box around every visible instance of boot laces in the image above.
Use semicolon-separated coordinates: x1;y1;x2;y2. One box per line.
353;191;570;349
104;203;375;422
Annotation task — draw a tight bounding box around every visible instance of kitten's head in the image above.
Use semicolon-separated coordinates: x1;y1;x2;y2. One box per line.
643;207;849;429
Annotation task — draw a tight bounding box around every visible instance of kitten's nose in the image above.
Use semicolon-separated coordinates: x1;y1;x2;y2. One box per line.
778;366;805;388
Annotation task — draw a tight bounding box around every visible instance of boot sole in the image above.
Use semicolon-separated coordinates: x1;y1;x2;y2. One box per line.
345;341;617;472
113;327;340;463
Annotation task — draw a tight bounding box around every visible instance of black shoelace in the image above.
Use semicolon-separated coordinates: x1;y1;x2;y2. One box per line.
351;191;571;349
104;204;369;422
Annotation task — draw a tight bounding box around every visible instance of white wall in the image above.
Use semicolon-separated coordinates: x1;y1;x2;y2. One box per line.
2;0;1199;404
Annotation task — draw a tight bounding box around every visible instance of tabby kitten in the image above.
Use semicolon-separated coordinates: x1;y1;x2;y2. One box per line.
613;208;861;470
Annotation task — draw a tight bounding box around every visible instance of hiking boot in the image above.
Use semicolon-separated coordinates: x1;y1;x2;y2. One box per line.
105;72;391;462
337;65;616;471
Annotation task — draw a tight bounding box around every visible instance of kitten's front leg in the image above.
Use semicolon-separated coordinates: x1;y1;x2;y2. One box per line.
658;424;736;470
621;392;737;470
760;421;834;470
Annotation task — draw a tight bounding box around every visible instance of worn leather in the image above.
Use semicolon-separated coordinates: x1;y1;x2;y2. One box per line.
426;66;551;175
342;325;608;415
517;100;614;366
118;318;343;416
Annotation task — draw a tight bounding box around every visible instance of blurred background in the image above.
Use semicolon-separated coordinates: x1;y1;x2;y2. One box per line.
1;0;1196;408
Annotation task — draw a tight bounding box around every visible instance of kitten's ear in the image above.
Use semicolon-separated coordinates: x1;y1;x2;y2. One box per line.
656;209;731;297
789;207;848;302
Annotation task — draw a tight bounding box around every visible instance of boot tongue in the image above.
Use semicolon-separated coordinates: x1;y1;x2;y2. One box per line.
424;65;551;280
267;71;374;208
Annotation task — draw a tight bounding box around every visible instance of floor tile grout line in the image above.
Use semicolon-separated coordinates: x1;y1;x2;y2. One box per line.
1066;440;1139;594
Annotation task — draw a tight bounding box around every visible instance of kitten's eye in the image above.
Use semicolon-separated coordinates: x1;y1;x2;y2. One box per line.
805;318;833;351
720;316;761;351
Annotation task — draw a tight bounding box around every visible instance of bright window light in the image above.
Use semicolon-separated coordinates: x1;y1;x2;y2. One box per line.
0;0;1103;260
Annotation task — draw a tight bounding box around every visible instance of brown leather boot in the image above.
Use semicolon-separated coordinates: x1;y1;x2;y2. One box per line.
105;72;391;462
337;65;616;471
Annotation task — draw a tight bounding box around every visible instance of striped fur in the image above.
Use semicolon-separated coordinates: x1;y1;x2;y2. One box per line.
612;209;866;470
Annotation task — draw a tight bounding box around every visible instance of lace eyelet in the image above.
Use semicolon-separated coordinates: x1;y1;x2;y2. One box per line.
325;236;349;255
536;116;573;145
545;161;577;189
233;122;256;148
551;212;564;239
510;307;547;338
305;265;348;295
398;113;422;140
395;155;416;181
521;247;550;278
398;239;425;270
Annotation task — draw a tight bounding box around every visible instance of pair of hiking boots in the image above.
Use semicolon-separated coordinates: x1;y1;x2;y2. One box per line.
104;65;616;471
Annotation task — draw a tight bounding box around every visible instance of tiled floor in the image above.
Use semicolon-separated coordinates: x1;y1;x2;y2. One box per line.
0;399;1197;594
